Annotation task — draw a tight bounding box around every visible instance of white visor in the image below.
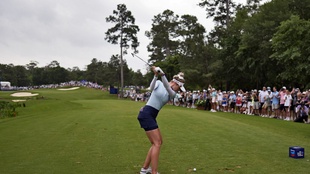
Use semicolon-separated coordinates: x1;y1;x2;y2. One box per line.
172;79;186;92
180;86;186;92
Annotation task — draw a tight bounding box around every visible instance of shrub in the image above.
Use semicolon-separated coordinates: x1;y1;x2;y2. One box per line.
195;100;206;107
0;101;20;118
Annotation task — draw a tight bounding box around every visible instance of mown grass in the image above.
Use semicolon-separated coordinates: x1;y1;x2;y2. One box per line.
0;87;309;174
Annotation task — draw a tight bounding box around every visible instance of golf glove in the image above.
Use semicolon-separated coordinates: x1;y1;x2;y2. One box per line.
155;67;165;75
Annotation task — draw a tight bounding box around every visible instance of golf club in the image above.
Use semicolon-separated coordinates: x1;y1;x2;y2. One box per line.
131;53;161;73
131;53;152;67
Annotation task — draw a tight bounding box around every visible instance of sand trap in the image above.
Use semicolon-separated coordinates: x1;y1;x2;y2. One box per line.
11;92;39;97
12;100;27;102
57;87;80;91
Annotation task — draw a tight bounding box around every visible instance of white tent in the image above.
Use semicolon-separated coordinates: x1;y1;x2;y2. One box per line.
0;81;11;88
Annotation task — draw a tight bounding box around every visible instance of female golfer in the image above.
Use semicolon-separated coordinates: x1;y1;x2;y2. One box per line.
138;66;186;174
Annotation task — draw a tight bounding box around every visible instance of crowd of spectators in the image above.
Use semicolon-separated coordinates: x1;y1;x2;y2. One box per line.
131;85;310;124
181;86;309;123
3;80;309;124
0;80;106;91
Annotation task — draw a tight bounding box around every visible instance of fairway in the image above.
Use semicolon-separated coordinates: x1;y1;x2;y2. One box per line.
0;88;309;174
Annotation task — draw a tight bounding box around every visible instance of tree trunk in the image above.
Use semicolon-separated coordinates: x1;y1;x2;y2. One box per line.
120;19;124;98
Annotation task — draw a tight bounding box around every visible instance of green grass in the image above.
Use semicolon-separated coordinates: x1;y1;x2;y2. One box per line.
0;87;309;174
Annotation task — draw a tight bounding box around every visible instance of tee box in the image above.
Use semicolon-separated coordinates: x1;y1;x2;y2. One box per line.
289;146;304;159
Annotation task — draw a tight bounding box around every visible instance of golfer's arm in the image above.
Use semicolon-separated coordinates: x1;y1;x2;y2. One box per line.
161;75;176;98
149;76;158;91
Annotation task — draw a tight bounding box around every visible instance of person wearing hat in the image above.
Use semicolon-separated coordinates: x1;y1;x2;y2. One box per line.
236;93;243;113
284;89;292;121
211;88;217;112
137;66;186;174
222;91;228;112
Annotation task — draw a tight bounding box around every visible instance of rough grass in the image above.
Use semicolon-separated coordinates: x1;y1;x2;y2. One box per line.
0;87;309;174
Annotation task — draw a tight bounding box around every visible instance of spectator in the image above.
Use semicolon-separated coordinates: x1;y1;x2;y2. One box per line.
222;91;228;112
229;91;236;113
264;89;272;117
271;87;280;118
217;90;223;111
253;90;259;115
284;89;292;121
186;92;193;108
240;93;248;114
236;94;242;113
192;91;198;108
259;87;268;116
291;88;298;120
294;104;308;123
279;87;287;119
247;92;253;115
204;90;211;111
211;88;217;112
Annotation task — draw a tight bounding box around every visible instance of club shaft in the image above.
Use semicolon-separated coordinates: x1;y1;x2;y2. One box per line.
132;53;160;73
132;53;151;67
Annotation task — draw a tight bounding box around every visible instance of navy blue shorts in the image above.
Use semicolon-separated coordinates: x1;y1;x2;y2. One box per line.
137;105;159;131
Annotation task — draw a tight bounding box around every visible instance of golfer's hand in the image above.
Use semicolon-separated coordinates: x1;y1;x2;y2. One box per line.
155;67;165;76
152;66;159;76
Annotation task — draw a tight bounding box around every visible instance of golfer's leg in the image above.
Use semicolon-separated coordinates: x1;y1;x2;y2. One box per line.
146;128;162;174
142;146;152;169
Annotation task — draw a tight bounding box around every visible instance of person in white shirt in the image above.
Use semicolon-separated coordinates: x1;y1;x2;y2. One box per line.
259;87;269;116
211;88;217;112
192;91;198;108
217;90;223;111
284;90;292;121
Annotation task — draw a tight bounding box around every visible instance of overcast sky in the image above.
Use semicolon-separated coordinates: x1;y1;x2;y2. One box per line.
0;0;252;73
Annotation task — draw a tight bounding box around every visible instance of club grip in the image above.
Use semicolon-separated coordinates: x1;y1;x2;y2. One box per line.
155;67;164;74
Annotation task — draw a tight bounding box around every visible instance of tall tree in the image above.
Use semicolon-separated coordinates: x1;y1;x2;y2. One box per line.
32;67;45;85
86;58;101;83
131;69;145;86
67;66;84;81
288;0;310;20
236;0;291;88
198;0;239;90
14;65;30;86
0;64;15;85
199;0;238;45
44;61;69;84
177;14;207;89
25;61;39;85
145;10;180;62
271;15;310;88
105;4;140;97
199;0;237;26
107;55;121;86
